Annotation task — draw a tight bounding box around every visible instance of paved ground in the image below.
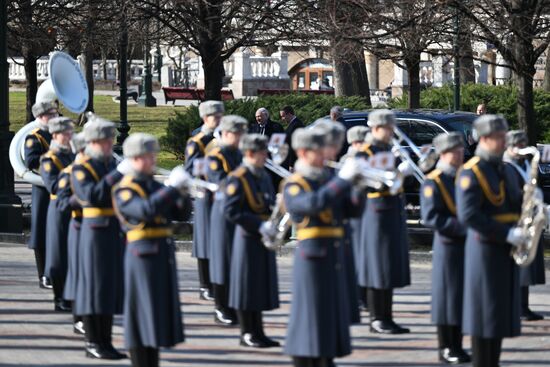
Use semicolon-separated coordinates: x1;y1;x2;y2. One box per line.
1;242;549;367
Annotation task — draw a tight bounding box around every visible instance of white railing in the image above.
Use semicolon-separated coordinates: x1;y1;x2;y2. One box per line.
8;56;145;81
249;56;281;78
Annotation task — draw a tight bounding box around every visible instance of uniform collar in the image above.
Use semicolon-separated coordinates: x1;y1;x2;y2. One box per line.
436;160;457;176
201;125;215;136
84;145;113;162
294;159;329;181
475;146;503;165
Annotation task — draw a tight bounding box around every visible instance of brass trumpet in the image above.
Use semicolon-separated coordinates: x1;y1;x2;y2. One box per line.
391;126;438;184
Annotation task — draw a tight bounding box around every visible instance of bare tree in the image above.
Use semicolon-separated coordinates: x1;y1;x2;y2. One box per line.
451;0;550;143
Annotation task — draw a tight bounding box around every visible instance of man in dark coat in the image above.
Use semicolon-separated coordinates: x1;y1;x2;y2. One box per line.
224;134;280;348
207;115;247;326
59;132;87;335
456;114;523;367
39;117;75;312
356;109;414;334
113;133;192;367
71;114;127;360
421;132;471;364
249;107;284;137
503;130;546;321
283;128;364;367
185;100;224;301
24;101;58;289
279;105;304;170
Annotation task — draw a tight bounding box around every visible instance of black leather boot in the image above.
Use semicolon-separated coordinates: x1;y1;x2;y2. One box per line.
213;284;238;326
438;325;470;364
449;325;471;363
148;347;159;367
521;287;544;321
73;315;85;335
98;315;126;360
358;286;368;311
369;288;409;334
238;311;267;348
253;311;280;347
198;259;214;300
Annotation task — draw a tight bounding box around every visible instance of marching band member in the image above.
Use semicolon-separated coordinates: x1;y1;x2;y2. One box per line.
420;132;470;364
503;130;545;321
207;115;247;326
316;119;361;325
357;109;413;334
24;101;58;289
58;132;87;334
456;115;523;367
71;114;127;359
186;100;224;301
113;133;192;367
224;134;280;348
283;128;364;367
341;126;370;311
39;117;75;312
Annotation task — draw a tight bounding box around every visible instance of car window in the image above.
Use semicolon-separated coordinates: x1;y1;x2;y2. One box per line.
407;119;446;146
445;118;476;147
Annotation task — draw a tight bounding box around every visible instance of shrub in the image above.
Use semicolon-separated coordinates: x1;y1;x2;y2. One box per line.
161;94;371;158
388;83;550;142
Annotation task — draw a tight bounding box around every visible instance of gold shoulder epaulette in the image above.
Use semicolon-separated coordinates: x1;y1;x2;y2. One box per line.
285;173;304;184
206;146;221;157
189;132;204;143
119;175;136;187
462;156;480;170
62;165;73;174
426;169;442;180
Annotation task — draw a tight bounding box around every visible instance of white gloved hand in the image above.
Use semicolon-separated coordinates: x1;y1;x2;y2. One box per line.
338;158;362;181
166;165;191;190
259;221;277;239
116;159;133;175
506;227;526;247
397;160;415;177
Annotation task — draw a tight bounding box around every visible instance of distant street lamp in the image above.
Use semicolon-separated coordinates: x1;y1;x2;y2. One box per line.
115;2;130;153
452;3;461;111
0;0;23;232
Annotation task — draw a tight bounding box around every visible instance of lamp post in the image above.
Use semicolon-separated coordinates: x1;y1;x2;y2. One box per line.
138;19;157;107
0;0;23;232
115;2;130;153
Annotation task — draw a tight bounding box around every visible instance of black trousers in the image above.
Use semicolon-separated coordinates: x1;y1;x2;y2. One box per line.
521;286;530;312
367;288;393;321
471;336;502;367
437;324;464;351
83;315;113;345
197;259;212;290
51;276;65;301
34;249;46;279
130;346;159;367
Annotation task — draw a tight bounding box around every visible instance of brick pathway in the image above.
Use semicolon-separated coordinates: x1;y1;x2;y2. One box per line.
0;242;549;366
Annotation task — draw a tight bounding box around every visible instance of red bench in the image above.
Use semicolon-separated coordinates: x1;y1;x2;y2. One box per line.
162;87;235;104
257;89;335;96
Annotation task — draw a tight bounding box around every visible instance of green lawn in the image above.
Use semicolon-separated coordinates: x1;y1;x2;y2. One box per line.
9;92;183;169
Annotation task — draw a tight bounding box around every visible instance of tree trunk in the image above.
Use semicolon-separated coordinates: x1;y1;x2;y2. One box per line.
23;53;37;122
83;49;95;112
201;52;224;101
457;23;476;84
332;40;372;105
517;71;537;144
543;47;550;92
405;54;421;109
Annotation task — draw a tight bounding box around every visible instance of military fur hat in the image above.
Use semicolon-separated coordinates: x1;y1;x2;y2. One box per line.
199;100;225;118
48;117;74;134
219;115;248;133
123;133;160;158
83;113;117;142
71;132;87;152
367;109;396;128
505;130;528;148
313;118;346;147
433;132;464;154
473;114;508;140
32;101;57;118
347;126;370;144
239;133;268;152
291;128;325;151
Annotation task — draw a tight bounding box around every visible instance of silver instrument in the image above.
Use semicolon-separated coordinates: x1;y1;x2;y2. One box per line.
510;146;547;267
391;126;438;184
10;51;89;187
263;193;292;250
266;142;291;178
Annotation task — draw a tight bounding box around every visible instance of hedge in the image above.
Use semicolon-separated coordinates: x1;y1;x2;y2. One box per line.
388;83;550;142
161;94;371;160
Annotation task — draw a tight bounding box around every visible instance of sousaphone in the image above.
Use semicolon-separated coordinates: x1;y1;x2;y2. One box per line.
9;51;89;186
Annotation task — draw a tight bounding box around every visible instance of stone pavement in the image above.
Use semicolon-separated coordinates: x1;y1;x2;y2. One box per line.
0;242;549;367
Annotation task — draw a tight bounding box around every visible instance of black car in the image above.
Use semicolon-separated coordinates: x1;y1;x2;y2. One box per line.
328;109;550;240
